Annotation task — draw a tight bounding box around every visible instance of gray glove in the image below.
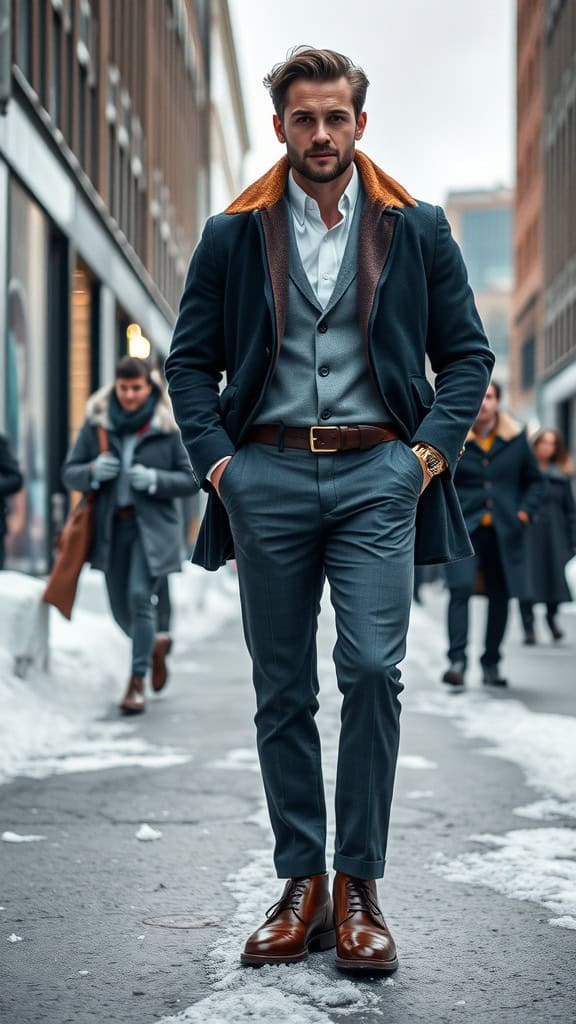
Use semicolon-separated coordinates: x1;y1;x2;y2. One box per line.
128;464;157;493
92;453;120;482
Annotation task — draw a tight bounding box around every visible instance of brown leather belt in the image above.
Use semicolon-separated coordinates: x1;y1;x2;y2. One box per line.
114;505;136;519
246;424;400;453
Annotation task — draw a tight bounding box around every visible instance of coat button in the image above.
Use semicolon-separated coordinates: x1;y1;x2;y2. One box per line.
484;480;492;489
265;347;270;357
318;321;328;334
482;458;489;466
486;498;494;508
318;365;330;377
320;409;332;420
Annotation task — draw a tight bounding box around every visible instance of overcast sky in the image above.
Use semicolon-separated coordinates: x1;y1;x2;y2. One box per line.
228;0;515;207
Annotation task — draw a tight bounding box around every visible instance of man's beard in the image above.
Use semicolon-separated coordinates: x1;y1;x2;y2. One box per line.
286;140;355;183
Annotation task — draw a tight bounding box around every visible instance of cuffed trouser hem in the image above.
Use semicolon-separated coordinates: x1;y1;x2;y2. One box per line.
333;854;385;880
275;858;327;880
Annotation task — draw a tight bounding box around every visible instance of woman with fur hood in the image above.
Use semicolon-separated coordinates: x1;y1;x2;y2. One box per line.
62;356;198;713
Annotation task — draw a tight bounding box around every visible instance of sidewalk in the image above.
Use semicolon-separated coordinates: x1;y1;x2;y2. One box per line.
1;572;575;1023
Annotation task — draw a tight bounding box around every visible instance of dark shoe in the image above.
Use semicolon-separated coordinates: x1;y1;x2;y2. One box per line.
241;873;335;966
152;633;172;692
481;664;508;688
119;675;146;714
441;661;465;690
523;632;536;645
333;873;398;973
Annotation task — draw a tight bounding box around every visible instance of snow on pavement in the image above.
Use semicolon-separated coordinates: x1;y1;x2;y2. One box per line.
0;564;240;786
406;599;576;930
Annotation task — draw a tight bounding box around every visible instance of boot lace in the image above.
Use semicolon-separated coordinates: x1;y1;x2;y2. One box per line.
265;879;308;923
342;879;384;925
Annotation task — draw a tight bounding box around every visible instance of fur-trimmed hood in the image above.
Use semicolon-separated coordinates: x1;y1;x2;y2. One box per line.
85;373;178;434
467;411;524;445
225;150;416;215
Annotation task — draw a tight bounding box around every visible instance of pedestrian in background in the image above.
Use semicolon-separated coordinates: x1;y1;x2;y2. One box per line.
0;432;23;570
520;428;576;644
442;381;544;690
62;356;197;713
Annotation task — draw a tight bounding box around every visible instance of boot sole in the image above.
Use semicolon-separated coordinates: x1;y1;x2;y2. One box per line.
119;704;146;715
240;928;336;966
335;954;399;973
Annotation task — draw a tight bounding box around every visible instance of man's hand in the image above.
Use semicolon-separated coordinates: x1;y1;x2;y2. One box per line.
412;451;433;494
211;456;233;497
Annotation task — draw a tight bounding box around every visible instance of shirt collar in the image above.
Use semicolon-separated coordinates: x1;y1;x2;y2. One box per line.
287;162;359;227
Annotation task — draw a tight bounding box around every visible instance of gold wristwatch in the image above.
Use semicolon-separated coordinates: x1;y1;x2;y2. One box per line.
411;444;447;477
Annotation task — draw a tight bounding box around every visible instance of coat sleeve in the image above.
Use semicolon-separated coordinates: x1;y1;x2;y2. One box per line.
562;475;576;550
61;420;98;494
0;435;23;497
518;434;545;520
164;218;235;488
151;434;200;499
413;207;495;473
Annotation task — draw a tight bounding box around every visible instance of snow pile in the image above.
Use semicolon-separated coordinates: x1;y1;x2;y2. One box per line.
0;571;49;676
135;824;163;842
405;603;576;930
1;832;46;843
0;564;240;786
433;827;576;929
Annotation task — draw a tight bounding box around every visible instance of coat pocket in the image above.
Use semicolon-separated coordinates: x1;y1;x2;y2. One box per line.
410;375;435;410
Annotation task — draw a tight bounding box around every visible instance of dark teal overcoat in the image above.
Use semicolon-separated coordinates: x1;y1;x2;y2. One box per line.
165;152;495;571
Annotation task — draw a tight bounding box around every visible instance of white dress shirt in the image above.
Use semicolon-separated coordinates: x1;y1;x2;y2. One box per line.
208;166;359;483
287;163;359;308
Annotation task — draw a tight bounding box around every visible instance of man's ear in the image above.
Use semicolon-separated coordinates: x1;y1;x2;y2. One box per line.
273;114;286;143
355;111;367;141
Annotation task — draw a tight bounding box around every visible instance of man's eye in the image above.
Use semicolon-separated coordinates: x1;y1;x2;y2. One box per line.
329;115;344;122
296;116;310;123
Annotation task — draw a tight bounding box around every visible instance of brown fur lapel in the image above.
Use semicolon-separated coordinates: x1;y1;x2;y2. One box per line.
467;412;524;445
225;151;416;214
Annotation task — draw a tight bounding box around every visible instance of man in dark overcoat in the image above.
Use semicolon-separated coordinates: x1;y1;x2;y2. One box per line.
166;47;494;971
442;381;544;689
0;432;23;569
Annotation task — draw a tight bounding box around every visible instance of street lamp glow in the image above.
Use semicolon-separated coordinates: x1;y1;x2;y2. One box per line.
126;323;151;359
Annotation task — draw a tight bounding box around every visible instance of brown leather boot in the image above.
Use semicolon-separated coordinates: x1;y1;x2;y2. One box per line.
152;634;172;692
119;675;145;714
241;873;335;966
333;872;398;972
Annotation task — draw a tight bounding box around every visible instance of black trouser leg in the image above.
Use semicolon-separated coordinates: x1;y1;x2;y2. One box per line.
156;576;172;633
519;601;534;634
475;527;510;669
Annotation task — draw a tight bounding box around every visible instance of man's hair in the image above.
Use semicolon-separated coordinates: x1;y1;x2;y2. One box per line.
115;355;153;382
263;46;369;122
489;379;502;401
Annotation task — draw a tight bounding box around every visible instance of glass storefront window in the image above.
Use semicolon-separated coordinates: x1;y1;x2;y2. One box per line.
5;180;49;574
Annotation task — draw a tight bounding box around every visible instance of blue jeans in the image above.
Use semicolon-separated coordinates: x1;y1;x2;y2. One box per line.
105;516;159;677
220;439;420;881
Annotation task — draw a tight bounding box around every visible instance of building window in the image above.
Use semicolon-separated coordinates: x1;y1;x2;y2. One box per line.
50;7;63;127
521;334;536;390
17;0;33;77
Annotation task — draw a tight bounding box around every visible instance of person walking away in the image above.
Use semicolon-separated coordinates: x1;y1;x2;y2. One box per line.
62;356;197;712
442;381;544;690
0;433;23;570
166;47;494;971
519;428;576;643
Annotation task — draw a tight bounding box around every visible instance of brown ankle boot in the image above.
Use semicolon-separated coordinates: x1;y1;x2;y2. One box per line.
119;675;145;714
152;634;172;692
241;873;335;966
333;872;398;972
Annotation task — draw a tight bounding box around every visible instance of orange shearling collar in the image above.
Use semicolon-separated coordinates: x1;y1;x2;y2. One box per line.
225;151;416;214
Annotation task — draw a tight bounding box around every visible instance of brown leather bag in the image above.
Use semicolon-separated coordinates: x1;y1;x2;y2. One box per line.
43;427;108;620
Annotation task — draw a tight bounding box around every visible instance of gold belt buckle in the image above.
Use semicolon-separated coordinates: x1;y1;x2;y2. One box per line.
309;426;339;453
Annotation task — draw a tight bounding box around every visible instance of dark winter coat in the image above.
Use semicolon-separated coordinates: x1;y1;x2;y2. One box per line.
62;385;198;577
165;151;495;571
0;433;23;539
444;413;545;599
525;466;576;603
